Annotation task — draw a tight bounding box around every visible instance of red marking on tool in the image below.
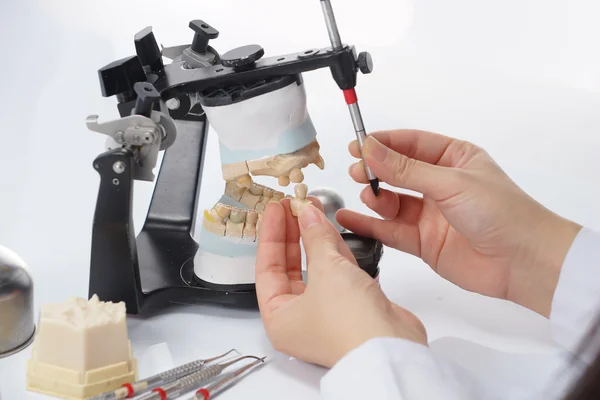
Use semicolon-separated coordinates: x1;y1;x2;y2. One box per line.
121;383;134;398
196;388;210;400
151;388;167;400
343;88;357;105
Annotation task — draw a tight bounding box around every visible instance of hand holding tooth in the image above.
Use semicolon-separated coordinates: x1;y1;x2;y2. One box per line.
291;183;311;217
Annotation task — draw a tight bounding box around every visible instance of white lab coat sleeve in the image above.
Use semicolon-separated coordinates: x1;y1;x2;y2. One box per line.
320;338;514;400
549;227;600;362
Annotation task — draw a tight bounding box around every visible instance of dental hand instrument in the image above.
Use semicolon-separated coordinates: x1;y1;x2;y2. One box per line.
135;355;264;400
189;357;266;400
87;349;238;400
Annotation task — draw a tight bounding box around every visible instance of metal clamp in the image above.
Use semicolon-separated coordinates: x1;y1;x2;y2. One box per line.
86;110;177;181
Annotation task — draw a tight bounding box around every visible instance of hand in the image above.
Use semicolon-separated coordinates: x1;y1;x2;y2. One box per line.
255;198;427;368
338;130;582;317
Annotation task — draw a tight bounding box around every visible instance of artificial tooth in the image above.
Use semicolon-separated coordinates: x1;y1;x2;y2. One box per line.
240;190;261;209
257;213;264;236
255;196;270;211
278;176;290;187
203;209;226;235
291;183;311;217
214;203;231;219
272;192;285;202
242;224;257;241
229;209;248;223
249;184;264;196
262;188;274;198
236;174;253;188
222;161;250;182
225;219;244;238
314;155;325;170
289;168;304;183
246;211;259;224
225;181;247;201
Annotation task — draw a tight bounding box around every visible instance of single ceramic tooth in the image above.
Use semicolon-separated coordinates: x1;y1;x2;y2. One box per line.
242;223;256;241
262;188;274;198
284;194;293;199
256;213;264;236
240;190;261;209
225;181;247;201
246;211;259;225
278;176;290;187
243;211;258;241
203;209;226;235
236;174;253;188
255;196;270;211
314;155;325;170
289;168;304;183
294;183;308;199
229;209;247;223
249;184;264;196
272;192;284;202
226;219;244;238
214;203;231;219
291;184;311;217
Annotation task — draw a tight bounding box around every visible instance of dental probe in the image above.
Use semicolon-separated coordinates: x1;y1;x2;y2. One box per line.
87;349;238;400
320;0;380;196
188;357;266;400
135;356;264;400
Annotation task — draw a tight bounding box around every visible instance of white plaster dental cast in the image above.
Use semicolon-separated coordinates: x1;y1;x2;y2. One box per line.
26;295;137;400
194;73;326;288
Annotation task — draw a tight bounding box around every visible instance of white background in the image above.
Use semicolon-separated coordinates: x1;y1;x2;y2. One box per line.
1;0;600;398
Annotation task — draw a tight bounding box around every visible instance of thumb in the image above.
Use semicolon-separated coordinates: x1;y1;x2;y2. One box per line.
297;204;356;266
362;136;458;200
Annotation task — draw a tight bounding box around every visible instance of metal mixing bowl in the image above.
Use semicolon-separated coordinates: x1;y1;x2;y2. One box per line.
0;245;35;358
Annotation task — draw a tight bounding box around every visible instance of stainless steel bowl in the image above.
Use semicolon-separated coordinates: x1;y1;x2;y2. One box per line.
307;187;346;232
0;245;35;358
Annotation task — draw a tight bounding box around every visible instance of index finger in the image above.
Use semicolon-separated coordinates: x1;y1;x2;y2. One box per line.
256;202;294;313
349;129;460;167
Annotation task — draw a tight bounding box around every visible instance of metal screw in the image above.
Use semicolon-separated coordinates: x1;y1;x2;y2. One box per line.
114;131;124;143
166;98;180;110
112;161;126;174
112;178;120;185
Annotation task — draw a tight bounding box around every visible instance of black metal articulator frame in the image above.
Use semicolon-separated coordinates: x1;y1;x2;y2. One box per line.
89;6;382;316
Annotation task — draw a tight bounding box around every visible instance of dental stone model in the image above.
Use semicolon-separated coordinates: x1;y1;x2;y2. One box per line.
26;295;137;400
194;75;320;288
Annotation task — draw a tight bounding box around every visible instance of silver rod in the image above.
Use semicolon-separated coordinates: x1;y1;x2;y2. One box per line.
348;102;377;181
320;0;343;49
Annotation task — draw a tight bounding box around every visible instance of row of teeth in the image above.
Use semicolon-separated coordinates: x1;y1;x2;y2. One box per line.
203;204;264;241
224;181;292;211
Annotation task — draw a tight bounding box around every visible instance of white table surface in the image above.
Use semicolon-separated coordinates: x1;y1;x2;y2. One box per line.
1;0;600;398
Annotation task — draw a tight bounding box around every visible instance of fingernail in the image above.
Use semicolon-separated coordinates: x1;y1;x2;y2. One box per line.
299;205;322;230
363;136;387;162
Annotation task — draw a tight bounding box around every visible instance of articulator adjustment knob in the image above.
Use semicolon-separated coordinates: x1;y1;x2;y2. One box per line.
98;55;147;102
134;26;164;73
357;51;374;74
189;20;219;54
220;44;265;70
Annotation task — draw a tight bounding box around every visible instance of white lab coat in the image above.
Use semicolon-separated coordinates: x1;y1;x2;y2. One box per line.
320;228;600;399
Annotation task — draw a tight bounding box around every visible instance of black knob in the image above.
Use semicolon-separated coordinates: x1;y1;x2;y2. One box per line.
189;20;219;54
133;82;160;117
98;55;147;101
134;26;164;73
357;52;373;74
220;45;264;69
